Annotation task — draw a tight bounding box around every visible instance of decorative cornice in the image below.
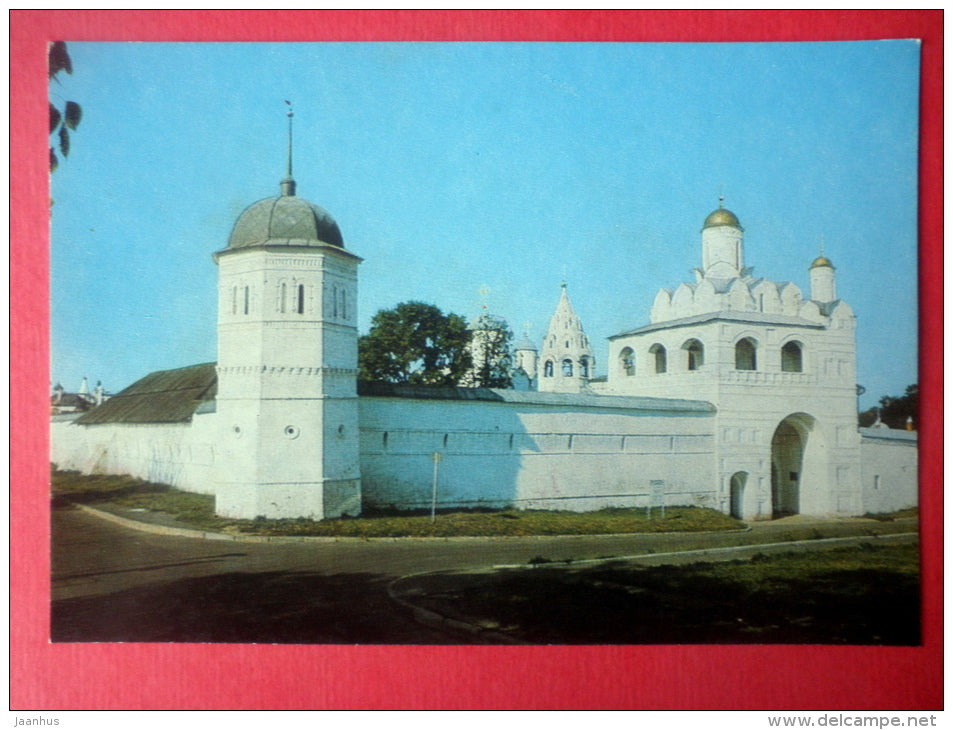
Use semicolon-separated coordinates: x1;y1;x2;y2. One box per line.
213;243;363;264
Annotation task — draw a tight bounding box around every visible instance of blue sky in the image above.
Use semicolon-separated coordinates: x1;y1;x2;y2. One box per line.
50;41;920;409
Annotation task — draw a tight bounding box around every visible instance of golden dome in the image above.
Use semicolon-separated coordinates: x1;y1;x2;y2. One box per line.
810;256;834;269
702;205;741;230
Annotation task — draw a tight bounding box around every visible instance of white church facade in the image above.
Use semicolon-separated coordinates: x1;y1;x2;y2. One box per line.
51;149;918;522
600;203;868;518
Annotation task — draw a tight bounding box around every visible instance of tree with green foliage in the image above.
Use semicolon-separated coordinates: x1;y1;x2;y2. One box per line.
49;41;82;172
461;311;514;388
858;383;918;429
358;301;473;386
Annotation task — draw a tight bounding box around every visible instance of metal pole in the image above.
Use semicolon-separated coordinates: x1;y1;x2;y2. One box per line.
431;452;441;523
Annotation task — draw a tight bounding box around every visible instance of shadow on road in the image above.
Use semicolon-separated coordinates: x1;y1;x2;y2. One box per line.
52;569;461;644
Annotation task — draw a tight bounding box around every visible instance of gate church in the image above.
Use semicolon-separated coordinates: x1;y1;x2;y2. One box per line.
599;202;865;518
51;136;918;521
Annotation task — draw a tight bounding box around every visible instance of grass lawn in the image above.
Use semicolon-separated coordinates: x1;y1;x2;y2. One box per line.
412;542;921;644
51;469;744;537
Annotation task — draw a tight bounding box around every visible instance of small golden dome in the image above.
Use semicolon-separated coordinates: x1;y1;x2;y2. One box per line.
702;205;741;230
810;256;834;269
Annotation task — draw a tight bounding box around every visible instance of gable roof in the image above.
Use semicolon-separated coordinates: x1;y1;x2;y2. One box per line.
76;363;217;425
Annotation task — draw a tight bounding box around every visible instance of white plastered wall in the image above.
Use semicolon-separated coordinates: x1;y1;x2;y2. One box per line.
358;396;717;512
859;431;919;514
50;412;219;494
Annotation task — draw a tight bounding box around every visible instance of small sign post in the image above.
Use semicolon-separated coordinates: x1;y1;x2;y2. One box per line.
431;452;443;523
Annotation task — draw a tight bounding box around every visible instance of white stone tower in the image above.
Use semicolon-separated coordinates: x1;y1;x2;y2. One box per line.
809;253;837;303
213;107;362;520
538;283;594;393
699;197;745;280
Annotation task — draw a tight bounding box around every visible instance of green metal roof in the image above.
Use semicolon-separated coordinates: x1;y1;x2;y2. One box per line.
227;194;343;249
76;363;217;425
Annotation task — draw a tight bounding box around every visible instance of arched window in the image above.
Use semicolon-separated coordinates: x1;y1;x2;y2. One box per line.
620;347;635;376
650;344;667;374
781;341;803;372
243;286;250;315
332;285;338;318
544;360;554;378
735;338;757;370
579;357;590;378
683;339;704;371
231;286;237;315
297;284;305;314
562;359;574;377
280;282;287;313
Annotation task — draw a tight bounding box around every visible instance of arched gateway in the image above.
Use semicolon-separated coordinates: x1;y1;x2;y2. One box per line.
770;413;824;518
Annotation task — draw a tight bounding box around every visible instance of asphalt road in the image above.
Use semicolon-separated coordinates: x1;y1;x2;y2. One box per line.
52;505;499;643
51;502;917;644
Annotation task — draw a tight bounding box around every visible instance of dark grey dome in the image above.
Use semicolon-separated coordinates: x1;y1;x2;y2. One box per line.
228;194;344;249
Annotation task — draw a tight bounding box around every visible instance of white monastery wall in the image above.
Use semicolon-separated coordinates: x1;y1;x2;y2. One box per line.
859;430;919;514
52;407;918;520
51;412;219;495
358;396;717;512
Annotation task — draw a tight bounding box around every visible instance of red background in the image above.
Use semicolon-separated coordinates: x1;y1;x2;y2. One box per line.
11;10;943;710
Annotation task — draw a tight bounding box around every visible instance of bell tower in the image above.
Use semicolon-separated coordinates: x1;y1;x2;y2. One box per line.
809;251;837;303
538;283;594;393
213;106;362;520
701;197;744;280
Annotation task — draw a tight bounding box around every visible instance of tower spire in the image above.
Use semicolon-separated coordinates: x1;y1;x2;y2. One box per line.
280;100;296;197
